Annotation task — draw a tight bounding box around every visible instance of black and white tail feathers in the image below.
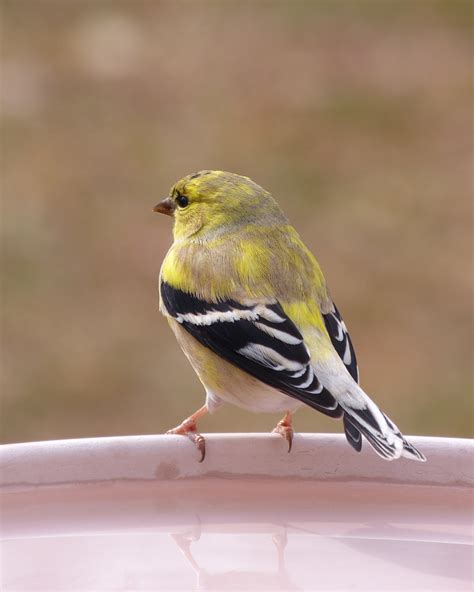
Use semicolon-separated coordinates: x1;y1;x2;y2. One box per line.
342;401;426;461
323;305;426;462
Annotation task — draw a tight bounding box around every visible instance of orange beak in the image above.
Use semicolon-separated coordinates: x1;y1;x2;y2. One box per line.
153;197;175;216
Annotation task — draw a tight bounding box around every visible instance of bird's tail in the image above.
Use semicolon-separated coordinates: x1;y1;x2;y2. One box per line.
341;392;426;462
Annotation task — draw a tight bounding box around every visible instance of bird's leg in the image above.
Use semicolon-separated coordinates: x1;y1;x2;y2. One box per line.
166;405;208;462
272;411;294;452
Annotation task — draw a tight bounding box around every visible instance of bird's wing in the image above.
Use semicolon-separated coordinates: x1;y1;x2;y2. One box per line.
322;304;359;382
161;281;342;417
323;303;362;452
322;304;362;451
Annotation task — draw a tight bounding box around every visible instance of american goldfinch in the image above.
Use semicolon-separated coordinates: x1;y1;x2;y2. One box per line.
154;170;425;463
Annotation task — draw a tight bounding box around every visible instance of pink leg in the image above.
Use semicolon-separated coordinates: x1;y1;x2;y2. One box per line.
166;405;208;462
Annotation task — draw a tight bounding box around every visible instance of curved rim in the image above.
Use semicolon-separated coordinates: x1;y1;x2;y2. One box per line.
1;434;472;490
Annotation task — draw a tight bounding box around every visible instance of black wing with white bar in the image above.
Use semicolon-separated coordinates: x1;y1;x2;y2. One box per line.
323;304;362;451
161;282;342;417
323;305;359;382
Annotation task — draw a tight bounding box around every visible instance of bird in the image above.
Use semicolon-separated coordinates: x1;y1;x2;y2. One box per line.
154;170;426;463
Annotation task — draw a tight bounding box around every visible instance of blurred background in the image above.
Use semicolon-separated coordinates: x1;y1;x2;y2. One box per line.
1;1;472;444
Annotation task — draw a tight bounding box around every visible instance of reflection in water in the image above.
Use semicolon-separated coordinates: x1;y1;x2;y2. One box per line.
171;524;300;591
3;479;471;591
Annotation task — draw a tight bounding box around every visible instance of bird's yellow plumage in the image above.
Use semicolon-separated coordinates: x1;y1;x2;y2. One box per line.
155;170;425;463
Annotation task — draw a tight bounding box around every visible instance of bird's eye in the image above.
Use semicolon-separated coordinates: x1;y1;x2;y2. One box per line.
176;194;189;208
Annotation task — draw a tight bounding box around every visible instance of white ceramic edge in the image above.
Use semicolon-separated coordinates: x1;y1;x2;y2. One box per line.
0;433;472;489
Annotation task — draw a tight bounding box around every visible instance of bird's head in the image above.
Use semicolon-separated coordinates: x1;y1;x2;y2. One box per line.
154;170;287;240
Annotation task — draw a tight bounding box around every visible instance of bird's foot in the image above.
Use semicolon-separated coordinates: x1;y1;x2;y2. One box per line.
272;412;293;453
166;409;207;462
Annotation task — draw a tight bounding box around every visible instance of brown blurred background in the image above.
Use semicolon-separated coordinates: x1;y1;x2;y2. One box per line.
1;1;472;444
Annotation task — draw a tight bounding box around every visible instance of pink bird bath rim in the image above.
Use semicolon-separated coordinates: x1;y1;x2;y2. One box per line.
0;433;472;488
1;434;472;591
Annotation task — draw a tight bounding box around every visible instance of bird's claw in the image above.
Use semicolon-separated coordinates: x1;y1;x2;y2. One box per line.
166;419;206;462
191;432;206;462
272;422;293;453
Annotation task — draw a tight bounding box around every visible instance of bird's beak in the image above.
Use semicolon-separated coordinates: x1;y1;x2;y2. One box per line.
153;197;175;216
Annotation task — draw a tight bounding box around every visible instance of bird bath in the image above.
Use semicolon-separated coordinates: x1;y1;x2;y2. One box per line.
1;434;472;591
